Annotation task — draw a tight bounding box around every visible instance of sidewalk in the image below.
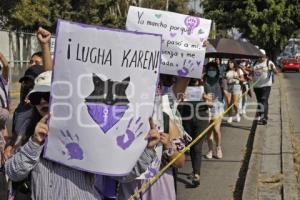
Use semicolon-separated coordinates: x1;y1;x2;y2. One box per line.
177;101;256;200
243;77;298;200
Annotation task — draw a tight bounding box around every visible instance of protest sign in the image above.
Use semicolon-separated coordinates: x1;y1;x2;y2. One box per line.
44;20;161;175
184;86;204;101
126;6;211;78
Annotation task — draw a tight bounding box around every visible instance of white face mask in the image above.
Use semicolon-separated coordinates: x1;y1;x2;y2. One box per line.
207;71;217;77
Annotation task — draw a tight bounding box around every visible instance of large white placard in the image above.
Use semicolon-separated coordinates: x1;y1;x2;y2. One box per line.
44;20;161;175
126;6;211;78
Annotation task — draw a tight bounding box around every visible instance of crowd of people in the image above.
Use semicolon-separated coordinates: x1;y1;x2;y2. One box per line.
0;26;278;200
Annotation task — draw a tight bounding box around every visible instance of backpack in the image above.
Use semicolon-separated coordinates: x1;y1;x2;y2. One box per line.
253;59;275;83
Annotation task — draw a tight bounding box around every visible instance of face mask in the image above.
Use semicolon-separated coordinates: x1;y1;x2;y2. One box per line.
207;71;217;78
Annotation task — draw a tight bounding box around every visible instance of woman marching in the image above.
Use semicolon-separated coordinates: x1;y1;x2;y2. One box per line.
204;62;224;159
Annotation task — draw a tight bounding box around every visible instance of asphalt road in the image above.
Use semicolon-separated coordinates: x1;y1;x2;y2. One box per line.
282;71;300;138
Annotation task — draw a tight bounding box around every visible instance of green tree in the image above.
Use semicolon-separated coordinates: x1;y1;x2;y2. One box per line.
0;0;190;32
202;0;300;59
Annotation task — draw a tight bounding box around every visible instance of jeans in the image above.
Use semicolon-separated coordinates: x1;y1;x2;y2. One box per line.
254;86;271;120
178;103;209;175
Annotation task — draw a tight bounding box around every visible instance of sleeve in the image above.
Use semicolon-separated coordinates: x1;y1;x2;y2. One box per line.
113;148;156;183
5;138;43;182
269;60;276;70
238;69;244;76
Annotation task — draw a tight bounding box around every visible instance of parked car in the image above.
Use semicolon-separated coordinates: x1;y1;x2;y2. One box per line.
276;52;293;67
281;58;300;72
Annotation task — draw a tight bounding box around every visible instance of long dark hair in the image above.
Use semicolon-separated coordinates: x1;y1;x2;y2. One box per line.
204;62;220;78
226;59;239;72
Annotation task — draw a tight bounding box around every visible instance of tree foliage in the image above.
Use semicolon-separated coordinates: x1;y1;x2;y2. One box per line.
0;0;189;31
202;0;300;57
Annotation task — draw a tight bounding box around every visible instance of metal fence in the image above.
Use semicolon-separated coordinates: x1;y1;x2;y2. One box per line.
0;30;41;109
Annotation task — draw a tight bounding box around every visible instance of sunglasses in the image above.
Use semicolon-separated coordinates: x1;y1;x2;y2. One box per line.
29;92;50;105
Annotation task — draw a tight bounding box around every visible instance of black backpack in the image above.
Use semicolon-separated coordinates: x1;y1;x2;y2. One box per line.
253;59;275;83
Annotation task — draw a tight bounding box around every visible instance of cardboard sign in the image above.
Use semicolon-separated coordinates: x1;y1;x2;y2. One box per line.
126;6;211;78
44;20;161;175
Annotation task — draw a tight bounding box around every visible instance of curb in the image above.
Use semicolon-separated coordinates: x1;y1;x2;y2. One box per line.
280;76;298;200
242;120;264;200
242;77;298;200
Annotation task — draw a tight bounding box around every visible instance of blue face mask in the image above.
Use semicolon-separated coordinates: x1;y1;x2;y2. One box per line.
207;70;217;78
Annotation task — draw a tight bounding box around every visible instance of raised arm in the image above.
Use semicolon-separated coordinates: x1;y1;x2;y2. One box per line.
37;27;52;71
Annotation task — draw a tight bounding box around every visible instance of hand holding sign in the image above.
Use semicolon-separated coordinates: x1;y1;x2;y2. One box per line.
32;113;50;146
145;117;160;150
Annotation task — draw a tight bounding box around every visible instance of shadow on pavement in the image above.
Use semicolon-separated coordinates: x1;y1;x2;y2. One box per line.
233;119;258;200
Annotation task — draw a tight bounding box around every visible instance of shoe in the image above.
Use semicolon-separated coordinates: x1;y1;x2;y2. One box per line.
242;108;246;115
216;146;223;159
187;173;194;179
235;114;241;122
205;150;213;159
192;174;200;186
258;119;268;125
227;117;233;123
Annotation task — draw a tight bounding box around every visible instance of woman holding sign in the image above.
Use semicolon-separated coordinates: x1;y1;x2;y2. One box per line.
4;71;161;200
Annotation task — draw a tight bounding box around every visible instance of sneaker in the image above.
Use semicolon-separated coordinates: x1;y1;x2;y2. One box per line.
216;146;223;159
205;150;213;159
242;108;246;115
235;114;241;122
227;117;233;123
258;118;268;125
192;174;200;186
187;173;194;179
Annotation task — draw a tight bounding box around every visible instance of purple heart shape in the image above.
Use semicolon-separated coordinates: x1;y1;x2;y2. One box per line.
170;32;177;37
196;61;202;66
86;103;128;133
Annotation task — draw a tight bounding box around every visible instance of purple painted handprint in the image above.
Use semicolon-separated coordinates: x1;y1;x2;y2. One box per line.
144;157;161;179
60;130;84;160
116;117;144;150
177;59;194;76
144;167;158;179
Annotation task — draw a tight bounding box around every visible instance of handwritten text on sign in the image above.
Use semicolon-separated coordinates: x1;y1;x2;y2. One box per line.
44;20;161;175
126;6;211;78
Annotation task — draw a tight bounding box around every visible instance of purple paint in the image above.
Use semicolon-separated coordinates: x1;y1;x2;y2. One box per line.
116;117;144;150
116;130;135;150
196;61;202;66
170;32;177;37
145;167;157;179
44;19;161;176
184;16;200;35
65;143;84;160
86;103;128;133
60;130;84;160
177;67;189;76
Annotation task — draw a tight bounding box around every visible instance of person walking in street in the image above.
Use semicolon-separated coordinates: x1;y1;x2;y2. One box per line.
239;60;252;116
223;59;244;123
252;51;278;125
178;78;212;186
204;62;224;159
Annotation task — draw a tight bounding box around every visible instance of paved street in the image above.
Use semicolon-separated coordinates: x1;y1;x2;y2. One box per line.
282;72;300;138
177;101;256;200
